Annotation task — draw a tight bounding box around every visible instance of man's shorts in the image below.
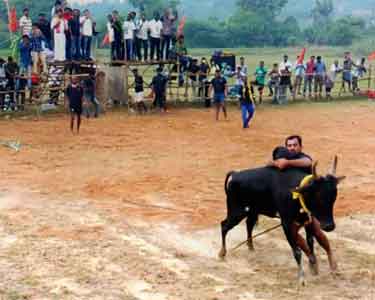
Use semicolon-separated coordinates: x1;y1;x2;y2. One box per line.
70;106;82;115
213;93;225;103
343;71;352;82
252;80;265;91
134;92;144;103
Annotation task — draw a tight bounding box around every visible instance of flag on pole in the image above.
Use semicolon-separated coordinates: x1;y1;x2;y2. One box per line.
368;51;375;61
177;16;187;38
297;48;306;64
101;33;110;47
8;7;18;33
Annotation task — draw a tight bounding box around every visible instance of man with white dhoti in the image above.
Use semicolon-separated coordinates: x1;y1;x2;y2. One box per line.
51;9;67;61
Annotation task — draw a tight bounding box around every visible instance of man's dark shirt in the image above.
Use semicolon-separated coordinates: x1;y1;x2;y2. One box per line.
151;73;168;95
189;64;200;81
211;77;227;94
70;16;81;37
37;20;51;41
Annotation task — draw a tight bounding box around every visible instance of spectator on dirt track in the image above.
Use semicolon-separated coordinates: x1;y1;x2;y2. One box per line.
66;76;84;134
209;69;228;121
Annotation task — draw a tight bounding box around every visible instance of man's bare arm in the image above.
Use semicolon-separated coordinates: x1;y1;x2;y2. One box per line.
285;157;312;168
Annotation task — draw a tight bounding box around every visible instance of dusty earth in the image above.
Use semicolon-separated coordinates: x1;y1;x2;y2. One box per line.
1;101;375;300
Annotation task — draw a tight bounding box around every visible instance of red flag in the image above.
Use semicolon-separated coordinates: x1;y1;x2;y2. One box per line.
297;48;306;64
101;33;110;47
368;51;375;61
8;7;18;33
177;16;186;38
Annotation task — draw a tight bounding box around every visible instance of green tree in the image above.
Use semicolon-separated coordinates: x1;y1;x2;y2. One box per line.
311;0;334;26
0;0;51;22
128;0;180;18
236;0;288;17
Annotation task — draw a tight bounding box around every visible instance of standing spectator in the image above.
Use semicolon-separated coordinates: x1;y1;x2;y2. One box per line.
342;52;355;92
135;13;149;61
250;61;267;104
51;0;62;19
132;68;147;114
70;9;81;60
30;25;47;74
198;57;211;106
151;67;168;112
352;57;367;93
314;56;326;99
36;14;52;50
112;10;124;60
63;7;73;61
80;9;93;60
149;12;163;61
239;56;248;77
123;13;136;61
231;65;245;97
82;71;99;118
66;76;84;134
19;8;32;37
51;9;68;61
188;58;200;97
279;54;293;94
209;69;228;121
18;35;32;89
303;56;315;98
325;74;334;100
5;57;18;104
161;8;176;60
268;63;280;98
330;60;342;82
293;56;305;99
239;83;255;129
106;14;115;60
0;58;6;108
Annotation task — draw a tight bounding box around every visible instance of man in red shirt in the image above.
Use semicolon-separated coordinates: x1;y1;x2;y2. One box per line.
303;56;315;99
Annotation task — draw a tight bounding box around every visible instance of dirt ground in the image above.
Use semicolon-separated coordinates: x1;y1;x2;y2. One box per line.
1;101;375;300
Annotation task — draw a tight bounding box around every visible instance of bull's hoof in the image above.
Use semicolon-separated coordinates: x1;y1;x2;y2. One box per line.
218;248;227;260
309;261;319;276
298;276;307;286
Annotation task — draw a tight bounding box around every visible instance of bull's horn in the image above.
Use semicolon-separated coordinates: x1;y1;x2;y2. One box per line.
312;161;319;178
329;155;338;175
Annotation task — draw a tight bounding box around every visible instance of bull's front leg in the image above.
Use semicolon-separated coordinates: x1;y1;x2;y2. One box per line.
311;218;337;272
304;222;319;275
282;222;306;286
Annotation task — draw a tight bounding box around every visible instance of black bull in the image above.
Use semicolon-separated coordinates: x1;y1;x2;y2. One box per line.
219;158;345;284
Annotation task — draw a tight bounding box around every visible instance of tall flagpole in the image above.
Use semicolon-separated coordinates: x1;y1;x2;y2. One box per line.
3;0;13;41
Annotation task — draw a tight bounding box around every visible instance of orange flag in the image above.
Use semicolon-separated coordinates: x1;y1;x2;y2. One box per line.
101;33;110;47
297;48;306;64
368;51;375;61
177;16;186;38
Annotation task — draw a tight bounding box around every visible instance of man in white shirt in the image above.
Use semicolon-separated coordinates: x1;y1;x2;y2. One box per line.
330;60;342;82
279;54;293;94
148;12;163;61
80;9;93;60
19;8;32;37
123;13;136;61
135;13;149;61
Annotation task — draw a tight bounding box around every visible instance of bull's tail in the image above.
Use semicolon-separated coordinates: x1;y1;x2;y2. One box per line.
224;171;235;196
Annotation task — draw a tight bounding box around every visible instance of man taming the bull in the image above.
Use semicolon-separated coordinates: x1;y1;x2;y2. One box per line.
269;135;312;174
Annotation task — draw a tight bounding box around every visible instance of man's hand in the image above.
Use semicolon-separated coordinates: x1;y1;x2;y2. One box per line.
272;158;289;170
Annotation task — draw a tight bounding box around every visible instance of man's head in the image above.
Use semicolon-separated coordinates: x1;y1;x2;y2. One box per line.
334;59;339;66
83;9;90;17
56;9;63;18
154;12;160;20
272;63;278;70
259;60;264;68
127;13;132;21
285;135;303;154
215;69;221;78
8;56;13;63
132;68;138;76
73;9;80;17
39;13;46;21
361;57;366;64
310;55;315;62
317;56;322;62
283;54;288;62
240;57;245;65
23;8;29;17
22;35;30;44
156;67;163;74
71;76;80;85
201;57;207;64
32;24;40;35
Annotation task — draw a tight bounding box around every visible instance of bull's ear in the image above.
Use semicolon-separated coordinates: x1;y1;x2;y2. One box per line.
336;176;346;184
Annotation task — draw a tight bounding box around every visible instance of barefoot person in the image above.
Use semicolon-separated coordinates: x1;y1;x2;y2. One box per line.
209;69;228;121
66;76;84;133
